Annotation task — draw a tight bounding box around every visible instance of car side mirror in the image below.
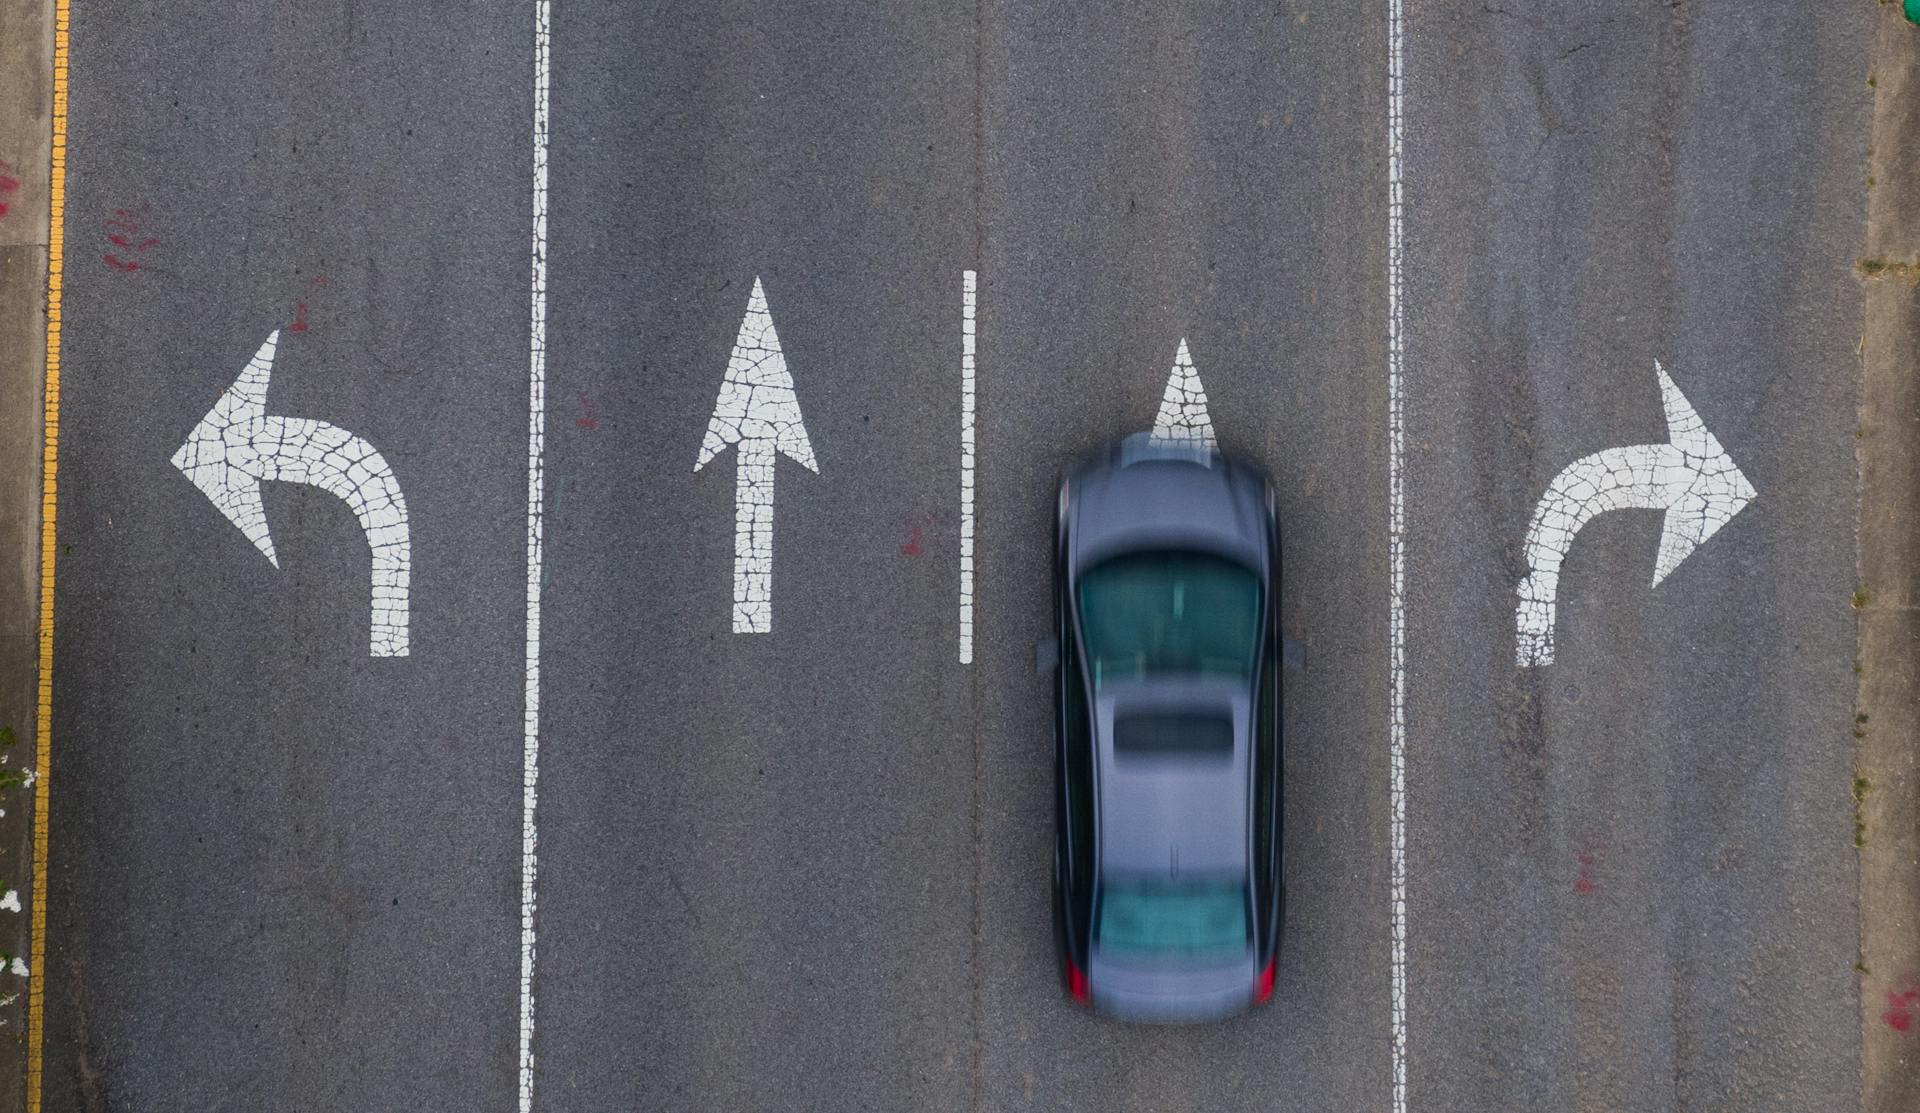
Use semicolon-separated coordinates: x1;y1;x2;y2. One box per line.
1035;636;1060;674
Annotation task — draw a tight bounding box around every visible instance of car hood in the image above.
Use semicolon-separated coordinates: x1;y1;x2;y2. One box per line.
1067;433;1268;572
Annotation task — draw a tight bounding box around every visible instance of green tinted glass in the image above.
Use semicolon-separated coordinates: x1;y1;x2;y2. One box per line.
1076;551;1261;689
1096;876;1250;959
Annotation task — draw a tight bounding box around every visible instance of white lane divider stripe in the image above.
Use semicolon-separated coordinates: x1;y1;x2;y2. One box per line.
959;270;977;665
1387;0;1410;1109
520;0;551;1108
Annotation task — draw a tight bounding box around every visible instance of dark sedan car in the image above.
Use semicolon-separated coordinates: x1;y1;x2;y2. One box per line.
1046;432;1282;1023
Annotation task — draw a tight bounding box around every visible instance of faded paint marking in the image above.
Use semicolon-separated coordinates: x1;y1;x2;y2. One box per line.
1574;850;1599;894
102;205;156;273
1885;986;1920;1033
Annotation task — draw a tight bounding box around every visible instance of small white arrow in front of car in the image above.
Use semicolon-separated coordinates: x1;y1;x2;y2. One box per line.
1149;337;1217;451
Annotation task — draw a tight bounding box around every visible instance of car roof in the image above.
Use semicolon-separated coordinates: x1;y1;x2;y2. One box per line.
1093;678;1251;879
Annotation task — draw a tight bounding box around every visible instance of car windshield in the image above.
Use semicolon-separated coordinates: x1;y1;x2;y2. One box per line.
1095;875;1250;960
1076;551;1261;689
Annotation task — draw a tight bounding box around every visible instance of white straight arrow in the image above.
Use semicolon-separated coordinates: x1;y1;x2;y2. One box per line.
1149;337;1217;450
1515;361;1756;666
695;276;818;634
171;331;411;657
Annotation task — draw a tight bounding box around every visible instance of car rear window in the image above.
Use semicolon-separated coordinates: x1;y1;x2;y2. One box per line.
1112;712;1233;759
1096;876;1250;960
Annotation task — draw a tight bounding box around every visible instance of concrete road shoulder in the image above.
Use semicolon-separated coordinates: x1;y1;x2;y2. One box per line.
0;0;55;1107
1859;5;1920;1109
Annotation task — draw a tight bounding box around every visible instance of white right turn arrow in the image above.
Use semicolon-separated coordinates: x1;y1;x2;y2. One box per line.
1515;361;1756;666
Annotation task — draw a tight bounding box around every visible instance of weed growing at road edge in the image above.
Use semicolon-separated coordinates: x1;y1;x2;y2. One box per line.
1858;258;1920;283
1853;777;1873;848
1852;590;1870;610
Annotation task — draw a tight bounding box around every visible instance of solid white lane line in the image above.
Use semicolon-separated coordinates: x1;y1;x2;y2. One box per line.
959;270;976;665
1387;0;1410;1110
520;0;551;1108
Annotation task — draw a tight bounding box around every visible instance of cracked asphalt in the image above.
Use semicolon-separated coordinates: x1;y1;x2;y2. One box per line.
33;3;1876;1111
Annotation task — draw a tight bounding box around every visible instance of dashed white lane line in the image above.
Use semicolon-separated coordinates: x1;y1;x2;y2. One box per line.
959;270;977;665
519;0;552;1107
1387;0;1410;1108
1149;338;1218;450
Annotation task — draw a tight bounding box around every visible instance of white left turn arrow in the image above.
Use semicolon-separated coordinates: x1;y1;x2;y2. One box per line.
695;277;818;634
171;330;411;657
1515;361;1756;667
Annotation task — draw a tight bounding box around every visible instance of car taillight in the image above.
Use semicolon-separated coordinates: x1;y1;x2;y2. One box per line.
1253;956;1276;1004
1067;958;1090;1005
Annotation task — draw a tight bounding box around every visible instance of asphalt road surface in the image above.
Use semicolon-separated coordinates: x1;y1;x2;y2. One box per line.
37;3;1871;1111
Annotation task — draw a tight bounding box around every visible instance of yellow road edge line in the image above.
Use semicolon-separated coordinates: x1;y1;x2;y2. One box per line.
28;0;69;1107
